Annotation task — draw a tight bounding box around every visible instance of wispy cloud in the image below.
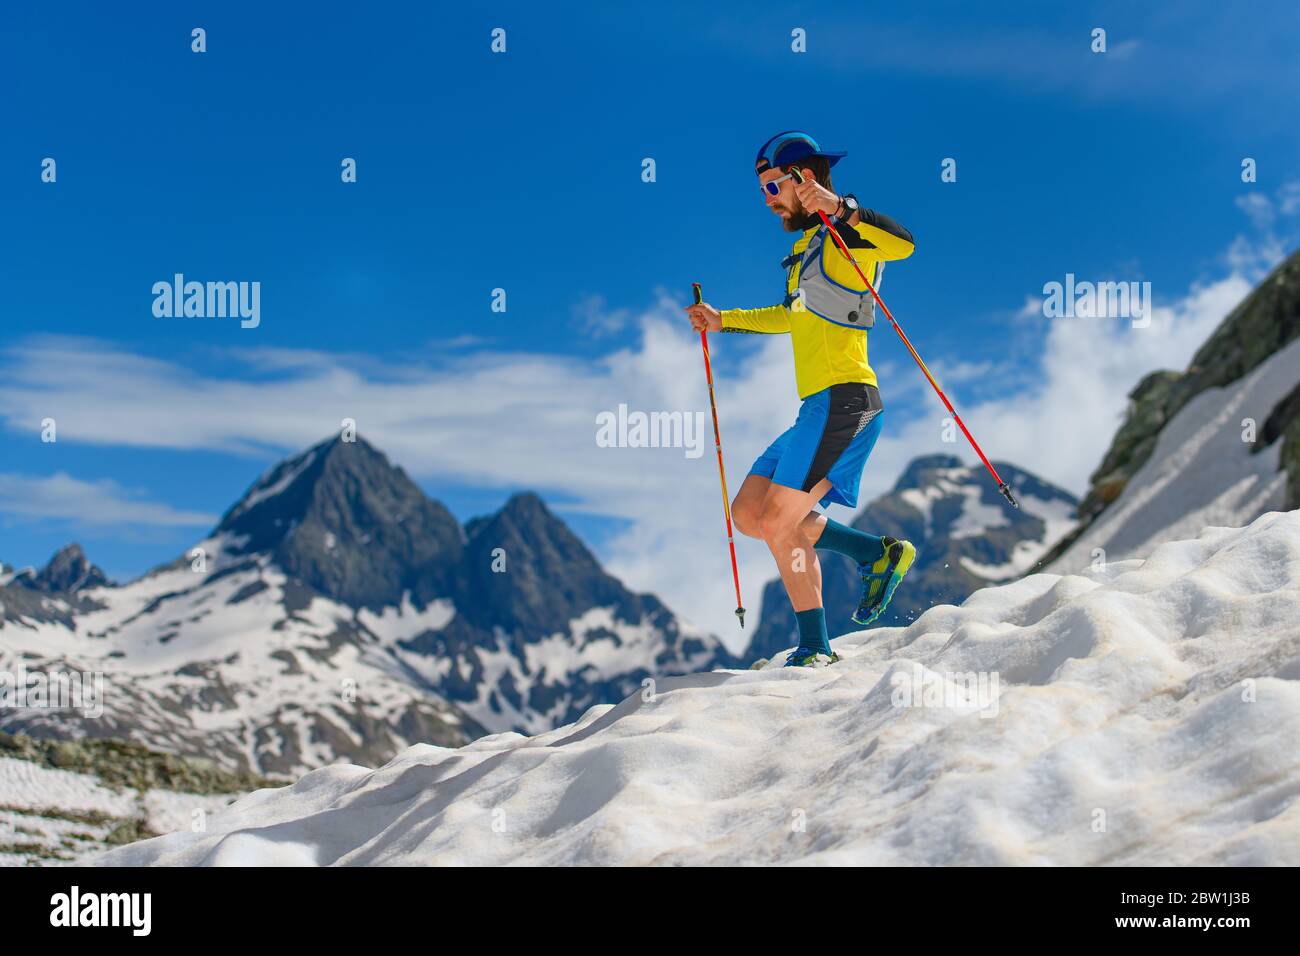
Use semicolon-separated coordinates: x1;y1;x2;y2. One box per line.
714;5;1300;113
572;293;634;337
1228;182;1300;278
0;472;217;529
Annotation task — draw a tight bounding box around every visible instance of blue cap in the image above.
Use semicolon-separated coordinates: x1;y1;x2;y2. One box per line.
754;130;847;173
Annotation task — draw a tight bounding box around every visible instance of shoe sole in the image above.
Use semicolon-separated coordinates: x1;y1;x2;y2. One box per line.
783;651;841;668
852;540;916;626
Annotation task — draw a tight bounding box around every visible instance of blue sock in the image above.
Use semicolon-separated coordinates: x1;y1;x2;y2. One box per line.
816;519;885;566
794;607;832;656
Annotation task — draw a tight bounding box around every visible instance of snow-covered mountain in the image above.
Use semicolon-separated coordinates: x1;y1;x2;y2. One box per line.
746;455;1076;662
0;528;478;778
0;435;730;777
96;509;1300;866
1041;249;1300;573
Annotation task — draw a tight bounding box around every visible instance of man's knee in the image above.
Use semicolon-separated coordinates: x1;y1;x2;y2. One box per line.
732;496;762;538
758;507;796;543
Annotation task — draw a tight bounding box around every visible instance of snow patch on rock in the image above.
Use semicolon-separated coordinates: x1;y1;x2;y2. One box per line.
1049;336;1300;573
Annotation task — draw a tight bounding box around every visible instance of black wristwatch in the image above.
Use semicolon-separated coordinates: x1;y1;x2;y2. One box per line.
840;194;861;221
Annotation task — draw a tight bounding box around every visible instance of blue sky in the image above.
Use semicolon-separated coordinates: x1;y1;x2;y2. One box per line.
3;1;1298;641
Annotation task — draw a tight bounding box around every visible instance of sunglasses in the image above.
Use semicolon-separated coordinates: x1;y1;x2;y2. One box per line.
761;173;794;197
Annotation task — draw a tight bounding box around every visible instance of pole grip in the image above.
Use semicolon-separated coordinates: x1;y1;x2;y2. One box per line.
692;282;702;305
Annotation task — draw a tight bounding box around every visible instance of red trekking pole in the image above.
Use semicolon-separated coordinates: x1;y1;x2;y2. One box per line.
694;282;746;629
789;168;1019;509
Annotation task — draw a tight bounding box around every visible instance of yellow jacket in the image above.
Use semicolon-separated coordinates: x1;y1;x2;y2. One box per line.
721;208;914;399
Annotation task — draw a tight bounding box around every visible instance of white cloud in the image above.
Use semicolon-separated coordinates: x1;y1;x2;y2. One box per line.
1229;182;1300;276
0;472;216;529
1281;181;1300;217
1236;192;1275;231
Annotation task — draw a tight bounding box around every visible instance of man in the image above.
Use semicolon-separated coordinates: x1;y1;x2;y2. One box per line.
684;131;917;668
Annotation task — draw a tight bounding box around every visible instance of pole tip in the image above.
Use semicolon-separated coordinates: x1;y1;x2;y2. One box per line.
998;482;1020;509
736;606;746;628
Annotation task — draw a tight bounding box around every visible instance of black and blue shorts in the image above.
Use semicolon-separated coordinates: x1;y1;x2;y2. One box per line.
748;383;884;509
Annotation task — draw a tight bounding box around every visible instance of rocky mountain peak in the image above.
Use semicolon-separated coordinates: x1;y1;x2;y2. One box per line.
460;492;641;638
215;434;464;609
11;543;109;593
893;454;965;491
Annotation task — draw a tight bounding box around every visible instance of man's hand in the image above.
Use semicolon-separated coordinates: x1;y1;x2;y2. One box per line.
792;167;840;217
684;300;722;332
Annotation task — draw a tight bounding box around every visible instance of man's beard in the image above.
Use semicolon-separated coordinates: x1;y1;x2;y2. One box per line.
778;200;816;233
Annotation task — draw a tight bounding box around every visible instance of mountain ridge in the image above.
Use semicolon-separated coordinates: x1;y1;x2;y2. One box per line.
0;434;734;775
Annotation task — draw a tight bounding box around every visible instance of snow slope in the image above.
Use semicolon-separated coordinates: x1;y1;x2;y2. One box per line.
1049;337;1300;574
96;511;1300;866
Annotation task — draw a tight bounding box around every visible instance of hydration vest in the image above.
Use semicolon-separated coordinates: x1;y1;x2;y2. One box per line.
782;224;884;330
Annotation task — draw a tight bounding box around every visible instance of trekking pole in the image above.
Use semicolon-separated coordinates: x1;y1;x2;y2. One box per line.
789;168;1019;509
693;282;746;629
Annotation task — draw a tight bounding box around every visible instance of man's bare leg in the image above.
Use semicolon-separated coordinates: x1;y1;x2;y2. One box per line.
731;474;773;540
757;479;834;613
799;511;829;547
735;476;828;540
734;475;833;608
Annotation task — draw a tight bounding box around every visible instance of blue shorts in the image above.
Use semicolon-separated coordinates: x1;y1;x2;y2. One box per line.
749;383;884;509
